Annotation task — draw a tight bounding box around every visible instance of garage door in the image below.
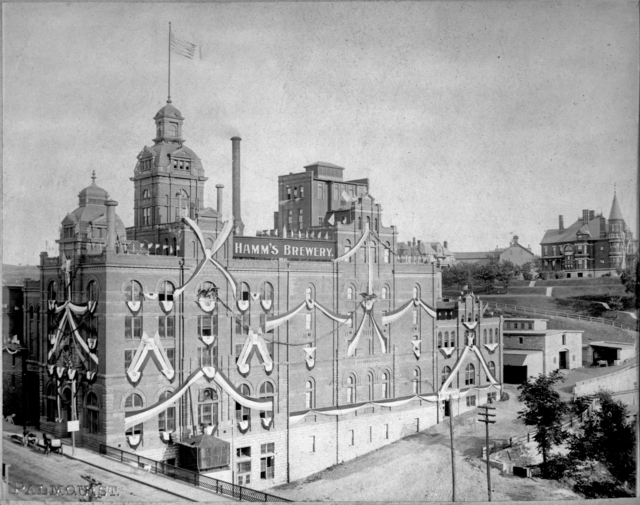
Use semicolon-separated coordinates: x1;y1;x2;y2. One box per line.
503;365;527;384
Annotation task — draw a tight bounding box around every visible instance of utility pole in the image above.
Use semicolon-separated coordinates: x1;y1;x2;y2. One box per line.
478;404;496;501
447;396;456;502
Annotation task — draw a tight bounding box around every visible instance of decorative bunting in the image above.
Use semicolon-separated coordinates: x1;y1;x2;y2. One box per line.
237;420;250;433
440;346;456;358
304;347;316;369
484;343;499;352
263;301;307;332
125;365;273;429
462;321;478;331
85;371;97;382
260;299;273;312
56;367;66;379
416;299;437;319
159;300;174;314
126;331;175;383
127;434;142;448
382;298;415;326
197;298;217;313
160;431;172;443
204;425;216;436
87;337;97;350
439;337;500;393
308;300;351;324
144;292;158;300
48;365;55;376
237;330;273;374
173;218;236;298
333;223;369;263
250;292;260;301
200;334;216;346
237;300;250;312
67;368;77;380
126;301;142;313
261;416;273;429
411;339;421;359
48;300;57;312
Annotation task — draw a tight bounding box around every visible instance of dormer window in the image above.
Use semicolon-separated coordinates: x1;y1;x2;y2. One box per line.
169;123;178;137
172;159;191;171
63;226;75;239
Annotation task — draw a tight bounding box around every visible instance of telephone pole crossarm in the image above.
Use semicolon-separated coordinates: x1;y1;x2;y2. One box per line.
477;404;496;501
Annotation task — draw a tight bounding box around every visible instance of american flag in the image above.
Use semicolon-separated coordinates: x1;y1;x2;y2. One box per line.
171;32;198;59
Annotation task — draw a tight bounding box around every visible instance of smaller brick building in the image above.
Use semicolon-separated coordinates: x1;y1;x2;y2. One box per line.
502;318;582;383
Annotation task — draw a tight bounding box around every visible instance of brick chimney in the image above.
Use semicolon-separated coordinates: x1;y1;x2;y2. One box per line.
559;215;564;233
231;137;244;235
582;209;589;225
105;198;118;253
444;240;448;249
588;210;595;221
600;215;607;238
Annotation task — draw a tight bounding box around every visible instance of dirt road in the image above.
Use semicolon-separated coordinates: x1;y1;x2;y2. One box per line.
3;437;190;502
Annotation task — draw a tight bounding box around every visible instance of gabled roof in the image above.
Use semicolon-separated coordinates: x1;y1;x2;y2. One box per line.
541;216;603;245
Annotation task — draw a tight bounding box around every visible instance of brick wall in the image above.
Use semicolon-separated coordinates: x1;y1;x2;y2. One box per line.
574;364;638;397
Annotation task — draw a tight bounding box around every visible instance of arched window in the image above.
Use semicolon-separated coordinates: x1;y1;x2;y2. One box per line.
198;388;218;429
164;238;170;255
235;384;251;422
488;361;496;382
198;281;216;299
366;216;371;229
489;328;494;344
87;280;98;302
205;237;214;250
381;372;390;399
259;382;275;421
46;383;57;422
444;332;449;348
236;283;251;335
347;287;354;300
142;189;150;199
305;379;315;409
125;280;143;302
346;375;356;404
240;282;250;302
173;237;177;256
451;330;457;347
169;123;178;136
413;285;420;299
261;282;274;302
465;364;475;386
300;186;305;198
192;240;197;259
293;187;298;198
383;243;390;263
48;281;58;302
159;281;174;301
413;368;421;394
305;286;314;301
381;286;388;300
124;393;143;437
84;391;100;434
158;391;176;432
441;366;452;386
366;372;374;401
483;329;488;345
358;217;362;230
344;239;352;263
374;218;378;231
438;332;443;348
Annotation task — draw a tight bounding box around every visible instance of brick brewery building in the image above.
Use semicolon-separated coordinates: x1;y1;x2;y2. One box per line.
21;98;504;488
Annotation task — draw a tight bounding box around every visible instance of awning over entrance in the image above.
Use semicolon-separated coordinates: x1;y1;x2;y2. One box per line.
177;434;230;472
503;349;542;367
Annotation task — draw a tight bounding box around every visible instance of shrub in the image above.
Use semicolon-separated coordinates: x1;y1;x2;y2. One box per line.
538;272;548;280
541;454;576;480
500;391;510;401
523;272;533;281
573;477;634;499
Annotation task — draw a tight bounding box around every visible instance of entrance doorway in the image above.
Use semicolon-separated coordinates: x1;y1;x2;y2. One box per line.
444;400;450;417
559;351;568;370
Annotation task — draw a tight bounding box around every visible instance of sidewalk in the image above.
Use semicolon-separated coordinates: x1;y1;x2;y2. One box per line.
3;421;235;502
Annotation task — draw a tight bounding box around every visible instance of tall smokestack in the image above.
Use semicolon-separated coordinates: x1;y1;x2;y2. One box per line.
582;209;589;225
216;184;224;215
231;136;244;235
105;198;118;253
559;215;564;233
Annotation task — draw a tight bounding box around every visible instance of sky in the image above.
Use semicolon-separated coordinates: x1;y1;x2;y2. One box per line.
3;1;638;265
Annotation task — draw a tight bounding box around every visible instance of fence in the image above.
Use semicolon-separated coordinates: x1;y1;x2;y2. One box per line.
98;444;290;502
506;399;596;449
486;301;638;332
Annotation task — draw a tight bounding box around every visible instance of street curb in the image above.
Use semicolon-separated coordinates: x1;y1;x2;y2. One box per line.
61;451;200;502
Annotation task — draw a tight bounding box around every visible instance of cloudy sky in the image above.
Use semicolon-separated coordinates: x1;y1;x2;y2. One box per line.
3;1;638;265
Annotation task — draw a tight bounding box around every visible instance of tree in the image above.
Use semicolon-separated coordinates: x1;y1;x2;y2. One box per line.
517;370;568;473
568;391;636;485
475;259;499;293
520;261;534;281
496;260;517;292
619;263;639;299
607;295;624;319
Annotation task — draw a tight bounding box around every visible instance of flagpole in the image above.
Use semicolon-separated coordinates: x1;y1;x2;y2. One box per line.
168;22;172;103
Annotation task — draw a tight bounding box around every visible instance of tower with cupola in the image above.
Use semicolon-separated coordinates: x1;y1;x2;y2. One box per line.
128;99;209;252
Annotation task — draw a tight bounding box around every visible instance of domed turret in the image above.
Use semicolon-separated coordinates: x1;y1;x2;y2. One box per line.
78;171;109;205
153;99;185;144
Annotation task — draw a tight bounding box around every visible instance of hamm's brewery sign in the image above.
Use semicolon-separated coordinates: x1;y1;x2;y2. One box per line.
233;236;335;261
